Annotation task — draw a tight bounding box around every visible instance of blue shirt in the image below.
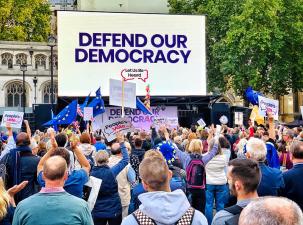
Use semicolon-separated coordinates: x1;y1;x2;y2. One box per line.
257;162;284;196
94;142;106;151
37;169;88;198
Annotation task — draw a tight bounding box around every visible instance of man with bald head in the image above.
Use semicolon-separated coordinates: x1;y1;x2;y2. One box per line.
239;197;303;225
0;129;40;204
12;156;93;225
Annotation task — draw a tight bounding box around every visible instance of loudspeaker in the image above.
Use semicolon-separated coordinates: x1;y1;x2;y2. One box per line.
33;104;53;131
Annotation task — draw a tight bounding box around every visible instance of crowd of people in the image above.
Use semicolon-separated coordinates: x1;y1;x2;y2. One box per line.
0;112;303;225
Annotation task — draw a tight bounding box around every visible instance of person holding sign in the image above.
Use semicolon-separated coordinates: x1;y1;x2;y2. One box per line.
90;132;129;225
0;123;40;205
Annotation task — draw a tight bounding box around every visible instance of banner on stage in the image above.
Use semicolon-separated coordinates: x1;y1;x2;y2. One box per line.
101;117;135;142
107;106;178;130
258;96;279;120
83;107;93;121
109;79;136;108
57;11;206;97
1;111;24;129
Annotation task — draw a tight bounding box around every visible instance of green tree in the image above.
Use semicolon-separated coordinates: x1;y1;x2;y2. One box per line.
168;0;303;97
0;0;51;42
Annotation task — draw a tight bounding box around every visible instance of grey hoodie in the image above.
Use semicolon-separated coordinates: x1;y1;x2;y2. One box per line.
122;189;208;225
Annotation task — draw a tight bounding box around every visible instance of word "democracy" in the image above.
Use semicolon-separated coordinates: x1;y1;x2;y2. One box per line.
75;32;192;64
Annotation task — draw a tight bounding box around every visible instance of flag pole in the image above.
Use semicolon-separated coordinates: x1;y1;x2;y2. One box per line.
122;79;125;118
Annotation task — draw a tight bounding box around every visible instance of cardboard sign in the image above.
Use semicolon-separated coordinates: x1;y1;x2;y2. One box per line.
1;111;24;129
197;118;206;128
101;117;135;142
258;96;279;120
83;107;93;121
234;112;243;125
83;176;102;212
300;106;303;119
109;79;136;108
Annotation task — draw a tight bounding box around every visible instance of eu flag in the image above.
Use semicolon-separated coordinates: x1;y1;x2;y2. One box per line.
88;88;105;117
43;100;78;126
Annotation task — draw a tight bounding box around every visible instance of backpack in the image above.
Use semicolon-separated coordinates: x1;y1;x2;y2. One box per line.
186;154;206;189
224;205;243;225
85;151;94;170
132;207;195;225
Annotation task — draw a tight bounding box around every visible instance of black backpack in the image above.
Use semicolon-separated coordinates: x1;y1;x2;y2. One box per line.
224;205;243;225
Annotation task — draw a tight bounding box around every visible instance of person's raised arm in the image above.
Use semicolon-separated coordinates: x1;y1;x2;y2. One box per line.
111;132;129;176
7;181;28;207
268;112;275;140
70;136;91;175
0;123;16;160
202;127;220;165
37;132;57;175
23;120;31;139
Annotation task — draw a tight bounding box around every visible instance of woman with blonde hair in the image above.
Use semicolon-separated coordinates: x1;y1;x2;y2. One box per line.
185;133;197;152
0;179;28;224
174;127;220;214
205;139;228;224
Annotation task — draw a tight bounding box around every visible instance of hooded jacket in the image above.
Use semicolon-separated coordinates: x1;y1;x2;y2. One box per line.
122;189;208;225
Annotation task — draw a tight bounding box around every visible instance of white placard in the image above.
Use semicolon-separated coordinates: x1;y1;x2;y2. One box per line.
234;112;243;125
84;176;102;211
83;107;93;121
219;115;228;125
1;111;24;129
197;118;206;128
100;117;135;142
109;79;136;108
300;106;303;119
57;11;206;96
258;96;279;120
153;117;179;129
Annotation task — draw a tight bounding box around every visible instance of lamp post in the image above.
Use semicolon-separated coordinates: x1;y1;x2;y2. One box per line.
20;64;27;113
48;35;56;112
33;76;38;104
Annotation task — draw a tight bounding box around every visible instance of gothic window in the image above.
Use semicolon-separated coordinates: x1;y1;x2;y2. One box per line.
6;82;27;107
1;53;13;69
35;54;47;69
43;82;57;103
16;53;27;65
49;54;58;70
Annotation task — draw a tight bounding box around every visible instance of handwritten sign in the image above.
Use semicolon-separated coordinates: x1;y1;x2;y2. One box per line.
1;111;24;129
258;96;279;120
100;117;135;142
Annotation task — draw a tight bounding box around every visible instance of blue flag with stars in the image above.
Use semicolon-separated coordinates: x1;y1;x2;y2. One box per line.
88;87;105;117
43;100;78;126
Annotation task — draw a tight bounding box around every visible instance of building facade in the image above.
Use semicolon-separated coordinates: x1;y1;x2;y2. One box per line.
0;41;58;114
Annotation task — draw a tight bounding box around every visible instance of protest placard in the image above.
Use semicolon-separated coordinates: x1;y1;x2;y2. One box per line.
258;96;279;120
100;117;135;142
83;176;102;212
1;111;24;129
197;118;206;128
234;112;243;125
300;106;303;119
109;79;136;108
83;107;93;121
153;117;179;129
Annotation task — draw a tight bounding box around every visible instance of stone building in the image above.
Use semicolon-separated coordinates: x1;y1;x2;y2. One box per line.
0;41;58;114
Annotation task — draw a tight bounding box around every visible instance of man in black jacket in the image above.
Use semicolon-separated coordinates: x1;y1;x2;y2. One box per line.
280;141;303;210
1;131;40;204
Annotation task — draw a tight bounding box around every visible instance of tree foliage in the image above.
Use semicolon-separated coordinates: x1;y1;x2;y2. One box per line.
168;0;303;97
0;0;51;42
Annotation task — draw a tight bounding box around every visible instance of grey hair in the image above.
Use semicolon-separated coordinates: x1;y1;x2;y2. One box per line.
246;137;267;161
239;197;303;225
95;151;109;166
